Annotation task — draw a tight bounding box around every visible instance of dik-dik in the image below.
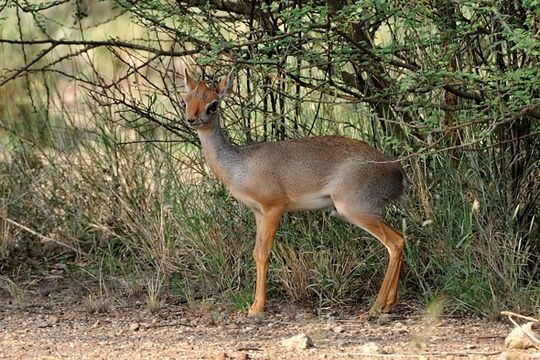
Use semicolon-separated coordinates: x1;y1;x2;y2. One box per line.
182;70;408;316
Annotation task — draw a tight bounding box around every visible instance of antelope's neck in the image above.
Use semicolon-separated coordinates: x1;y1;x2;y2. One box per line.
197;124;242;185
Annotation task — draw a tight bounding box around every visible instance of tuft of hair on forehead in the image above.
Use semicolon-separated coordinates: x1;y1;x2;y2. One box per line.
197;77;220;92
194;80;216;95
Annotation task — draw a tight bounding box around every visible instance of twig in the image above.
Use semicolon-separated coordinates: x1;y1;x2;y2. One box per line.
0;38;199;57
1;217;85;255
501;311;539;323
0;44;56;86
236;346;263;351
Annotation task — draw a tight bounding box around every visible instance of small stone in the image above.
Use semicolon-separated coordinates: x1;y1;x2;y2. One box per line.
393;322;404;330
332;325;344;333
49;315;59;324
360;342;380;354
36;321;49;328
281;333;314;349
91;320;100;329
129;322;140;331
505;322;539;350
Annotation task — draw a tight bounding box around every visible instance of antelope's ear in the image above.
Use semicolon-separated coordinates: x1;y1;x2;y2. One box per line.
184;68;197;91
217;71;234;99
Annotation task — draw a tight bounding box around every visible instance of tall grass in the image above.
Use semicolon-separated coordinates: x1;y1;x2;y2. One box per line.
1;81;538;316
403;152;539;315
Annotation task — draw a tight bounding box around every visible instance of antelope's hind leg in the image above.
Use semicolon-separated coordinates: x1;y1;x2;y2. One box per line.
335;203;405;314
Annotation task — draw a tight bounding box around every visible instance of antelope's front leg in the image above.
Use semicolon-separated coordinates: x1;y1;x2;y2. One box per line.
248;208;282;317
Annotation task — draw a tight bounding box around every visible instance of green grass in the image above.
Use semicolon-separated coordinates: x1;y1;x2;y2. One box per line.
1;91;539;316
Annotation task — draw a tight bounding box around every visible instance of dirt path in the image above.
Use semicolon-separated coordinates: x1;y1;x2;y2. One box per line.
0;303;517;359
0;278;535;359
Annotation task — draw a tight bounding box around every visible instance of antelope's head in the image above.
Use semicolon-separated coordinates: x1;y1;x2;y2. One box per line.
182;69;234;130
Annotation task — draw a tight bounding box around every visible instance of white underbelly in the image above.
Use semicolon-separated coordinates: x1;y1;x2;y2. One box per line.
286;194;334;211
227;185;334;213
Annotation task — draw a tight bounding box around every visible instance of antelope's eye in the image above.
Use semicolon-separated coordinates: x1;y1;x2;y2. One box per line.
180;100;186;108
206;101;218;114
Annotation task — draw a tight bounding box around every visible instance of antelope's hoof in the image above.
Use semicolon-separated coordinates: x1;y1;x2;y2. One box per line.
369;303;393;317
247;306;265;318
369;304;383;317
247;311;265;319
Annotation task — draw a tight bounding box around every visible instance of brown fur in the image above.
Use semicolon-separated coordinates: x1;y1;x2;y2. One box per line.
183;69;407;316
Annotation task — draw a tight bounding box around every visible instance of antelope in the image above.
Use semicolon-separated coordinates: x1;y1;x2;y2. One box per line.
182;69;408;316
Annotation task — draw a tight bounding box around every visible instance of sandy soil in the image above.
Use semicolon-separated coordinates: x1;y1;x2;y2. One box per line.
0;277;537;359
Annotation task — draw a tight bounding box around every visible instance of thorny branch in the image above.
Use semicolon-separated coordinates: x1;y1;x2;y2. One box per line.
0;0;538;156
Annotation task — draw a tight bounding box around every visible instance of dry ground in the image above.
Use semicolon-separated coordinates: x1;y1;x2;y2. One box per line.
0;277;537;359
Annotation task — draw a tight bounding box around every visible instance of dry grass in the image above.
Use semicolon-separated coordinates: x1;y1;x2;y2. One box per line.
0;276;29;309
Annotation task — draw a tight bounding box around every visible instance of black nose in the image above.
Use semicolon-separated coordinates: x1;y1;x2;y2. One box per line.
186;118;195;124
